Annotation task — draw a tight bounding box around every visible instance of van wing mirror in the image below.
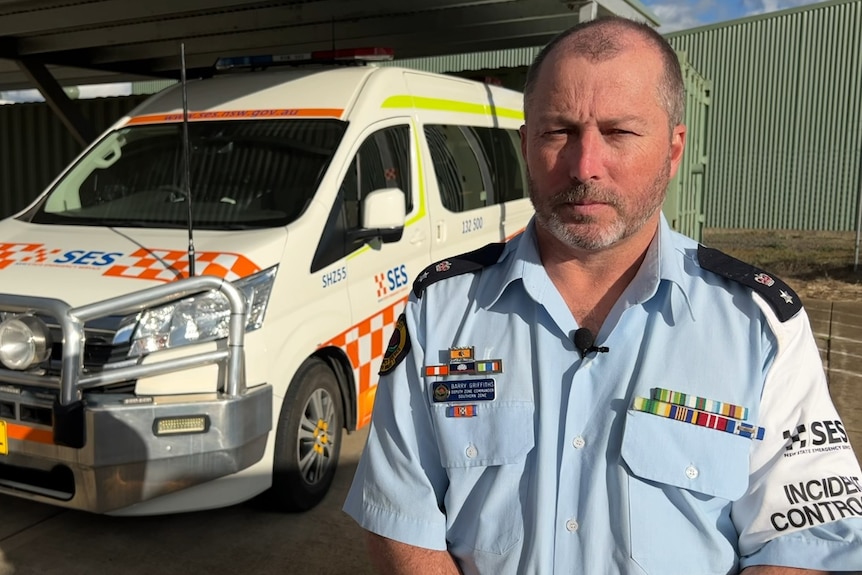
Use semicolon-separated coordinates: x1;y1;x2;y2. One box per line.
349;188;406;244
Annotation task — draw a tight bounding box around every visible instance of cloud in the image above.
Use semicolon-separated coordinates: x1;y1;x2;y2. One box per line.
646;0;829;31
651;3;707;32
741;0;828;16
647;0;730;33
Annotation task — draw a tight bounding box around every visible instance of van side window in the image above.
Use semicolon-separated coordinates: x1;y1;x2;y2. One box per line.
312;124;412;272
424;125;489;212
342;125;412;230
425;125;526;212
472;128;528;203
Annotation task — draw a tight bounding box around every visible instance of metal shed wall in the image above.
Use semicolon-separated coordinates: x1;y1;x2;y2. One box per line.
667;0;862;230
0;95;148;216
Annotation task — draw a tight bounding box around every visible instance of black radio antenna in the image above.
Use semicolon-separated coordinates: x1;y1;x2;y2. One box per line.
180;42;196;277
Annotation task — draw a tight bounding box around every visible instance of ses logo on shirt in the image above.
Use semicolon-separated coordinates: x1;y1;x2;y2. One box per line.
782;419;851;458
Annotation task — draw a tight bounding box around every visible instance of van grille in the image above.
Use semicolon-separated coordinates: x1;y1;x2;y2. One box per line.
0;313;133;389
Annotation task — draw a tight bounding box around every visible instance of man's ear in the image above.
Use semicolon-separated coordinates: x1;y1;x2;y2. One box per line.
668;124;687;180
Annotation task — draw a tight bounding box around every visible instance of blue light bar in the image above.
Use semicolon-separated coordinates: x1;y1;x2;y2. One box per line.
215;47;394;71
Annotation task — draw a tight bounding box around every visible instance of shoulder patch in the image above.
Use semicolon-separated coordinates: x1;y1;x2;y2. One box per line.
697;244;802;322
412;242;506;298
379;313;411;375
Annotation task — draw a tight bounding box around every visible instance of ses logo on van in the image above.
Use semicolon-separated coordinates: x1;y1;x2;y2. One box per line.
0;243;260;282
374;265;409;298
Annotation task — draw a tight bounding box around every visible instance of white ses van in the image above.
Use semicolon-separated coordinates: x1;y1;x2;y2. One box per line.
0;57;533;514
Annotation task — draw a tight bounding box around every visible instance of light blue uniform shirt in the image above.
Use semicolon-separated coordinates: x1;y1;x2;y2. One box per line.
344;216;862;574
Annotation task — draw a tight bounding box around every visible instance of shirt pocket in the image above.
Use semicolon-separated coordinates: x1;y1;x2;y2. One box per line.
432;401;534;467
431;401;535;557
621;410;751;575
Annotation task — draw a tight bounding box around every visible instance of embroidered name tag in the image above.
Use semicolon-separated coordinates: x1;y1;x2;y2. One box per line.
433;379;496;402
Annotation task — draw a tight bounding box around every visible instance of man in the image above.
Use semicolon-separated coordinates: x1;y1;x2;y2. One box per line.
343;16;862;574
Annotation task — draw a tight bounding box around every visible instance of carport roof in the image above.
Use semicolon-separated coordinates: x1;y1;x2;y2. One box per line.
0;0;659;92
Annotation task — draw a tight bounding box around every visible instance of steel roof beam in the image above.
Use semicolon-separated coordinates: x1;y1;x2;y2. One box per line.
16;58;96;146
16;0;574;64
13;0;527;56
0;0;516;37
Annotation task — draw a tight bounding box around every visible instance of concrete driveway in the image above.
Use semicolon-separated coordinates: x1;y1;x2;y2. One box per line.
0;428;374;575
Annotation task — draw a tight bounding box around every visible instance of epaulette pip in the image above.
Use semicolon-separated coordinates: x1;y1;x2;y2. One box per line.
412;242;506;298
697;245;802;322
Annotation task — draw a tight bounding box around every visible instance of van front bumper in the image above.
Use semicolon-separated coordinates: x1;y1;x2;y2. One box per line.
0;275;267;513
0;384;271;513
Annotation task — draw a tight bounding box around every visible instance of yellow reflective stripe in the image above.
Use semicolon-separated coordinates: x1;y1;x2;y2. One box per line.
346;242;370;260
405;117;427;227
381;95;523;121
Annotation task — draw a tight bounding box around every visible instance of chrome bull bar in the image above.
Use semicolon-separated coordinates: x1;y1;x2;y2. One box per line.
0;275;248;406
0;276;274;512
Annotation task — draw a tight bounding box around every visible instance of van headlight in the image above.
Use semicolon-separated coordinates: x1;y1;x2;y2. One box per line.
0;315;52;370
128;267;277;357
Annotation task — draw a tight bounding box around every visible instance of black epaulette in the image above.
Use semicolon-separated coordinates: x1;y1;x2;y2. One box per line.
412;242;506;298
697;245;802;322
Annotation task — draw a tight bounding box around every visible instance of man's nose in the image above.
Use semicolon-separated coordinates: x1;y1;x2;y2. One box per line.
567;131;602;182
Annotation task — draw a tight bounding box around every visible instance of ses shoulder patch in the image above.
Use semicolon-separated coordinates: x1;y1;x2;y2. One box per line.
412;242;506;298
698;244;802;322
379;313;411;376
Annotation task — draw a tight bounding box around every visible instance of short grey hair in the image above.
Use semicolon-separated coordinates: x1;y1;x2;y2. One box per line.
523;17;685;128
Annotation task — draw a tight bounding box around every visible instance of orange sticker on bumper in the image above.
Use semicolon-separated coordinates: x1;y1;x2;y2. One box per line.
3;421;54;446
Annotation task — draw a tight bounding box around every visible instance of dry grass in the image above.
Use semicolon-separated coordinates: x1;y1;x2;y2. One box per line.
702;228;862;302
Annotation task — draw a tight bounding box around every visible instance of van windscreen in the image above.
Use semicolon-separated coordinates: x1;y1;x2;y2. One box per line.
26;119;347;230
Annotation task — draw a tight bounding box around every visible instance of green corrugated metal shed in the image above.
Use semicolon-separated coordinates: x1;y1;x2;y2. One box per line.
0;96;149;216
663;53;710;242
130;79;177;95
387;46;540;76
667;0;862;231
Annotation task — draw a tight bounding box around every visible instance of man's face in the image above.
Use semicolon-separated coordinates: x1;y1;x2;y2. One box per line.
520;40;686;252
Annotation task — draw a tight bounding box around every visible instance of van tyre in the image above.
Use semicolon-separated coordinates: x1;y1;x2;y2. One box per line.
269;358;343;512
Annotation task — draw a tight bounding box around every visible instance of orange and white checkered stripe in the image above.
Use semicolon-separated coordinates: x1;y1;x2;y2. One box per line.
320;296;408;428
0;243;260;282
0;243;62;269
103;248;260;282
373;273;389;298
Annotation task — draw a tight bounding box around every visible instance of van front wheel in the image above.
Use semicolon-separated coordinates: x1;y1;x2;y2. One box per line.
269;358;343;512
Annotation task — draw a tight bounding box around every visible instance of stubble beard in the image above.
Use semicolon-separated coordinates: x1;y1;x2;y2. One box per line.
529;158;671;251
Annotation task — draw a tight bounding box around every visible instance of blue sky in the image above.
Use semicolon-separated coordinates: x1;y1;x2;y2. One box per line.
644;0;829;32
0;0;832;102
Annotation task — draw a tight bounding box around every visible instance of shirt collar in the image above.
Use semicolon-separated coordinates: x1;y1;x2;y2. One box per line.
625;214;696;322
483;218;545;308
483;214;696;322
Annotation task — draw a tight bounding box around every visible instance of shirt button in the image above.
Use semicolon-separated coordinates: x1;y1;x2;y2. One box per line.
565;519;579;532
685;465;699;479
465;445;478;459
572;436;586;449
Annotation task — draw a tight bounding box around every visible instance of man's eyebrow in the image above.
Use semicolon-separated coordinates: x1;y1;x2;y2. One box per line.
600;115;648;126
531;114;649;126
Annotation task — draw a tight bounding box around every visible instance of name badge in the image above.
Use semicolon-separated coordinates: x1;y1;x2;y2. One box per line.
433;378;496;402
